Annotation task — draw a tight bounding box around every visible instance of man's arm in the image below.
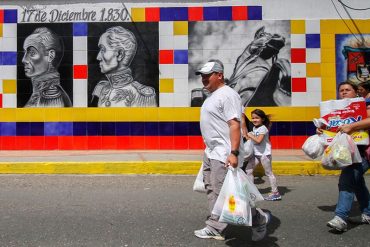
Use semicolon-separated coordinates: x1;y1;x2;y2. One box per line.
226;118;241;168
338;117;370;134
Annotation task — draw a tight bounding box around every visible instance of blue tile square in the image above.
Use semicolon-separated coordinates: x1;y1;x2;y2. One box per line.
131;122;145;136
1;52;17;65
87;122;101;136
0;122;16;136
203;7;219;21
44;122;59;136
160;7;175;21
275;122;292;136
174;122;189;135
173;7;188;21
73;122;87;136
188;122;201;136
16;122;30;136
291;122;307;135
248;6;262;20
174;50;188;64
145;122;159;136
30;122;44;136
73;23;88;36
306;34;321;48
159;122;174;136
101;122;116;136
58;122;73;136
116;122;130;135
217;7;232;20
4;9;17;23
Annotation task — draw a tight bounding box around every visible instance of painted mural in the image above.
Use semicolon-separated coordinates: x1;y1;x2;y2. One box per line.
188;20;291;107
336;34;370;96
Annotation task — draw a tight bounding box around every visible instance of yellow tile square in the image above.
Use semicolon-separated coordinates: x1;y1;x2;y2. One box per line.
321;48;335;63
0;24;3;37
320;34;335;49
3;79;16;93
160;78;174;93
321;77;336;101
131;8;145;22
291;20;305;34
321;63;336;77
306;63;321;77
173;21;188;35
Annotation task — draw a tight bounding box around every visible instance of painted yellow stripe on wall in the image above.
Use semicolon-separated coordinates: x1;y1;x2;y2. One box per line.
0;107;320;122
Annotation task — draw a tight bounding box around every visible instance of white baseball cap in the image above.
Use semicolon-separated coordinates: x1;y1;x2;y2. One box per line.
195;60;224;75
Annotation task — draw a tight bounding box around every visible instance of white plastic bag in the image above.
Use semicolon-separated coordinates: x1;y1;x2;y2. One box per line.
212;168;263;226
243;139;254;160
321;132;362;170
302;134;325;159
193;163;206;193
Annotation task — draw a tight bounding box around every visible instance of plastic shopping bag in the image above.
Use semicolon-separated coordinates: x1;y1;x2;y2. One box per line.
212;168;263;226
321;132;362;170
302;134;325;159
243;139;254;160
193;163;206;193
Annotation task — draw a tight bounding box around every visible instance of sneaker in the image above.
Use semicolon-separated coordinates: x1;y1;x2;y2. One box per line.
362;214;370;224
327;216;347;232
264;191;282;201
194;227;225;241
252;208;271;241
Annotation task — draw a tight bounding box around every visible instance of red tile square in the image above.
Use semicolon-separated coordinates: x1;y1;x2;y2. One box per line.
59;136;74;150
45;136;59;150
160;136;174;149
159;50;174;64
0;94;2;108
73;136;88;150
188;7;203;21
0;10;4;23
232;6;248;20
145;7;160;22
174;136;189;149
145;136;160;149
292;136;307;149
88;136;102;150
73;65;88;79
116;136;130;150
101;136;117;149
291;48;306;63
292;78;307;92
129;136;145;149
15;136;30;150
1;136;16;150
29;136;45;150
188;136;204;150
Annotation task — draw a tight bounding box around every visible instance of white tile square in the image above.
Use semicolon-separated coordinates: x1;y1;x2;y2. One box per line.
173;35;188;50
173;64;188;79
0;66;17;79
1;37;17;51
159;93;174;107
2;93;16;108
159;64;174;78
173;92;189;107
174;78;188;93
159;22;173;36
159;35;174;50
0;80;3;93
306;78;321;92
2;24;17;38
306;48;321;63
305;91;322;106
202;50;219;61
291;92;308;106
291;63;306;77
73;36;87;51
203;35;223;49
73;51;88;64
305;20;320;33
73;79;87;107
291;34;306;48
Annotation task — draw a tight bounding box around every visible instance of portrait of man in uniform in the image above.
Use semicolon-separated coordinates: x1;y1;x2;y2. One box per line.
90;26;157;107
20;27;72;107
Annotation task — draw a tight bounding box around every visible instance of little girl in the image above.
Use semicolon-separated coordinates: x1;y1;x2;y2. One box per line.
245;109;281;201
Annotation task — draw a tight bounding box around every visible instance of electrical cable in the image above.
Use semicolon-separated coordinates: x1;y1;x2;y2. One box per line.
338;0;370;11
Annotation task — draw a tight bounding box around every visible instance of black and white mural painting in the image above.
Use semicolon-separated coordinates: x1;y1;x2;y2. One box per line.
17;23;73;107
88;23;159;107
189;20;291;107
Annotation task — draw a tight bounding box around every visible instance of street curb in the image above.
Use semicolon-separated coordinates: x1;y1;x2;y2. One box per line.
0;160;367;175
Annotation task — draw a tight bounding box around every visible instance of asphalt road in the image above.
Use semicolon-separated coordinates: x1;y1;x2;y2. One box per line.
0;175;369;247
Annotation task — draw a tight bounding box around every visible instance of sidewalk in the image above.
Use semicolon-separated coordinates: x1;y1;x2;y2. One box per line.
0;149;348;175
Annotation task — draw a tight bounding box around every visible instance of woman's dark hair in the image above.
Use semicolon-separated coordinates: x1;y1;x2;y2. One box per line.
337;81;358;92
359;81;370;92
251;109;271;129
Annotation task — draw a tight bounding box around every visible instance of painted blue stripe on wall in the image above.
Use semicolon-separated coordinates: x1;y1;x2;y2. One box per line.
247;6;262;20
0;52;17;65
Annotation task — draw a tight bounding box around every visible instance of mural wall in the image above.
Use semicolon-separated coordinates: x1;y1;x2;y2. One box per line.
0;3;368;150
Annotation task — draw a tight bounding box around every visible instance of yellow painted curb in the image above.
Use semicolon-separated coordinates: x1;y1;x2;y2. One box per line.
0;161;367;175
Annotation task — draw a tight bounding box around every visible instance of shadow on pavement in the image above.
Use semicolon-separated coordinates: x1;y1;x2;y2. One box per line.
223;209;280;247
258;186;291;196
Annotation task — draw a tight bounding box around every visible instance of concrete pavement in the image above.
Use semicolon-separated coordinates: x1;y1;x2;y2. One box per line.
0;149;351;175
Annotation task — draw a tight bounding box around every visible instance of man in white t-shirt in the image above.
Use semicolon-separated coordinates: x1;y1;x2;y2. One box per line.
194;59;270;242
